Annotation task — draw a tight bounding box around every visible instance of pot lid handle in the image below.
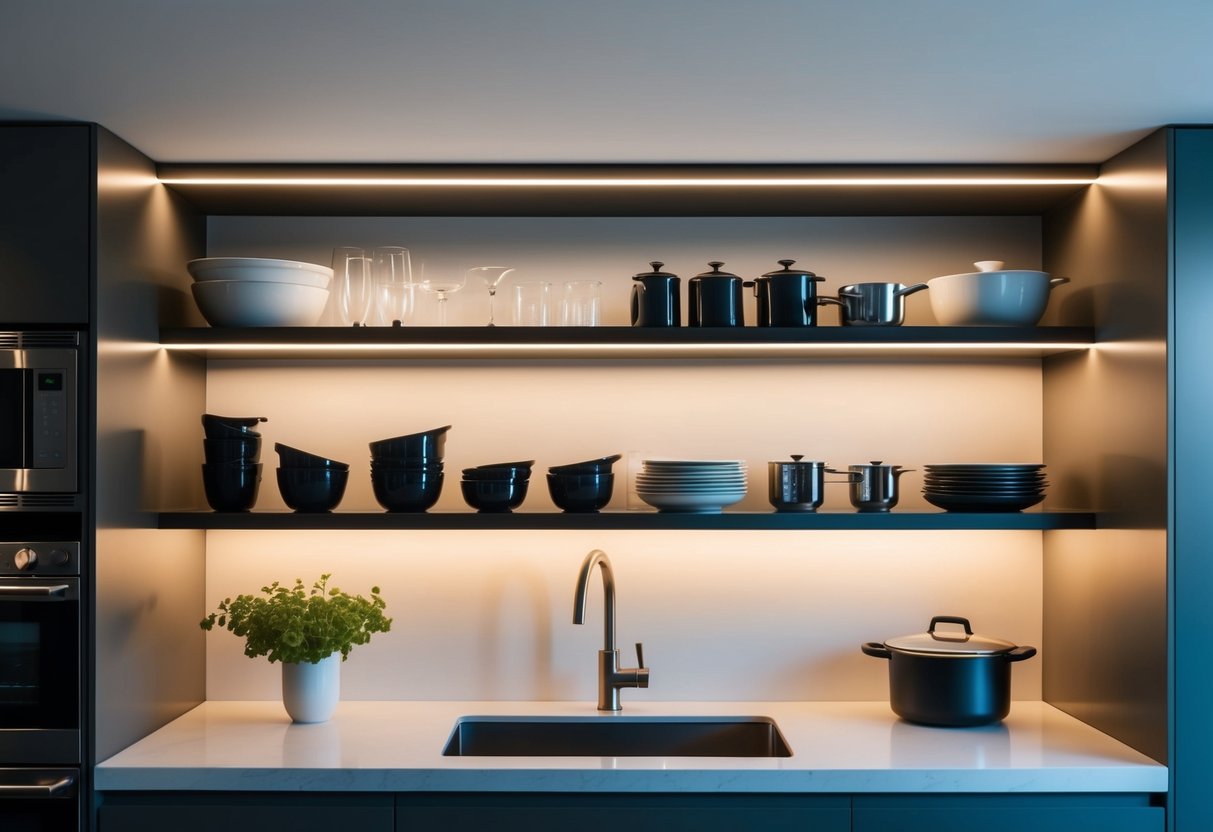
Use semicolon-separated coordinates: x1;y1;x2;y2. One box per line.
760;258;824;281
974;260;1005;272
790;454;804;461
633;260;679;280
929;615;974;637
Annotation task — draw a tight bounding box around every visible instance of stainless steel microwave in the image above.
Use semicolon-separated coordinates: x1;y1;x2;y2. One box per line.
0;332;77;503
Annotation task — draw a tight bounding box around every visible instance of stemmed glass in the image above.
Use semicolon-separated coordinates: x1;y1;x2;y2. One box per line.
331;247;375;326
416;262;467;326
371;246;414;326
467;266;516;327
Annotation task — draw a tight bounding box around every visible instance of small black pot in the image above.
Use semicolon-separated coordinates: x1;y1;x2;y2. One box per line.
861;616;1037;727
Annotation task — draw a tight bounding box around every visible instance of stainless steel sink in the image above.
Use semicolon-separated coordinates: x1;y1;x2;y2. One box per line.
442;715;792;758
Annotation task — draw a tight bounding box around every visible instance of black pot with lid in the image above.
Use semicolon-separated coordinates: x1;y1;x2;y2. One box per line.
688;261;752;327
752;259;826;327
861;616;1037;726
630;261;681;327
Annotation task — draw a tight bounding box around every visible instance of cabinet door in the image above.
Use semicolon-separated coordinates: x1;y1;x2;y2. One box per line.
396;793;849;832
0;124;91;324
853;794;1162;832
98;792;394;832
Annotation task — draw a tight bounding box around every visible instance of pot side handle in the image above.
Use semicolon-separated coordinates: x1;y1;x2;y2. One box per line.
861;642;892;659
1048;276;1071;289
1007;645;1038;662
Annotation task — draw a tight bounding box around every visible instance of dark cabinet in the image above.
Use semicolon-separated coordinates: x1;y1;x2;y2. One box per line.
852;794;1163;832
98;792;394;832
0;125;92;324
395;793;849;832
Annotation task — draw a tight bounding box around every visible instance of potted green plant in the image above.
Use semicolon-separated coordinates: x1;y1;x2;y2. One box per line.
200;574;391;723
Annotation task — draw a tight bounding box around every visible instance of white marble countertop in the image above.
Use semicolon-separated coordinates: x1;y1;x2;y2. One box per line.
94;700;1167;794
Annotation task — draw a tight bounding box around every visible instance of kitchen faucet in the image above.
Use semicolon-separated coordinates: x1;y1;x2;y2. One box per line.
572;549;650;711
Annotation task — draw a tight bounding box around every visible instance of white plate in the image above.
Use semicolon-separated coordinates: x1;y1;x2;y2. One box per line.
642;459;746;468
636;491;746;512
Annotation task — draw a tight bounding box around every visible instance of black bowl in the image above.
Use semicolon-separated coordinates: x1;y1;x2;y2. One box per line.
277;467;349;513
368;425;450;460
370;460;444;473
274;442;349;471
549;454;622;474
370;468;444;513
547;471;614;513
203;436;262;464
460;477;529;513
462;465;532;481
202;413;267;439
201;462;261;512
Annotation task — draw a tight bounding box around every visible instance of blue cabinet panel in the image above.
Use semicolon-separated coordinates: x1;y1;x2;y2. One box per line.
395;793;850;832
854;794;1162;832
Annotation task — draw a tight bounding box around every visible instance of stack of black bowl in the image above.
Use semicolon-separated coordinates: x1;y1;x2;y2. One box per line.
547;454;620;512
275;442;350;513
201;414;266;512
369;425;450;512
461;460;534;513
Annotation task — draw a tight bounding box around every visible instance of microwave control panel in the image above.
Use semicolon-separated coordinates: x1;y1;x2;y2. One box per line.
31;369;67;469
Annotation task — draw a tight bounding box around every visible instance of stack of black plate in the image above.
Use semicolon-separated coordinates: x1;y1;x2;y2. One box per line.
922;464;1048;512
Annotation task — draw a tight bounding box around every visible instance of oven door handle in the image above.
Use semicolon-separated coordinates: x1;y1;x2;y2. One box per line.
0;584;70;599
0;774;76;796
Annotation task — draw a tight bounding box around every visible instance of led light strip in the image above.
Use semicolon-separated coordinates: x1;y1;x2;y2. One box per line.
158;176;1097;188
161;341;1092;356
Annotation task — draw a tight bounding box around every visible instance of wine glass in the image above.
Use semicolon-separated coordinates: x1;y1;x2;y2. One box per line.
331;247;374;326
467;266;516;326
416;262;466;326
371;246;414;326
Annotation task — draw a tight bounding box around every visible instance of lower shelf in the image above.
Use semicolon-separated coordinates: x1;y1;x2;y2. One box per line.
156;510;1095;531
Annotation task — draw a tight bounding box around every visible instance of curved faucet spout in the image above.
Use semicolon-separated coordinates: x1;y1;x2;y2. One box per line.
572;549;649;711
573;549;616;651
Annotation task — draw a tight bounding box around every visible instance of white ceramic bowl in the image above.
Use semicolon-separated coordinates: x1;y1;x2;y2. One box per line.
187;257;333;290
927;261;1070;326
191;279;330;327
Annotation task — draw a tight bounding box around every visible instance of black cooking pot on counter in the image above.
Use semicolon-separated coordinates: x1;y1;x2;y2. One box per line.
861;615;1037;727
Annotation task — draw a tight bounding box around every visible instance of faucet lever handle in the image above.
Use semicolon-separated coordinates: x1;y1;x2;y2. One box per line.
635;642;645;669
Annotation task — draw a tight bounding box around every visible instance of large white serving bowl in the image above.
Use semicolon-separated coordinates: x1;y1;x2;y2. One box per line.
187;257;333;290
191;279;330;327
927;261;1070;326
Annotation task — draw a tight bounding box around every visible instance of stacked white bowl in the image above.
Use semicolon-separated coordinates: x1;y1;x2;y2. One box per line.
187;257;333;326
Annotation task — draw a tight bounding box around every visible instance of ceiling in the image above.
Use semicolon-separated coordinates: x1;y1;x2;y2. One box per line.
2;0;1212;165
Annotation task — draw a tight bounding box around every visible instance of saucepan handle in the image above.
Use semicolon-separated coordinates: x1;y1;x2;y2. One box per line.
861;642;892;659
1007;646;1038;662
1048;277;1071;289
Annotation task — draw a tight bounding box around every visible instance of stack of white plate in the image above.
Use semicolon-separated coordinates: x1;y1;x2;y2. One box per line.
187;257;333;326
635;459;748;513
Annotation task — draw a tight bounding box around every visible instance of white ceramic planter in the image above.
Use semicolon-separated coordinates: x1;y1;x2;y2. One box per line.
281;653;341;723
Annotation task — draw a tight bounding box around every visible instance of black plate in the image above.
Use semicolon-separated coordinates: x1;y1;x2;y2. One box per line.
924;492;1045;512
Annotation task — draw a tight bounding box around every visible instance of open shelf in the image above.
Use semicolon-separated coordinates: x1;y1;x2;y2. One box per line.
159;325;1095;360
158;510;1095;531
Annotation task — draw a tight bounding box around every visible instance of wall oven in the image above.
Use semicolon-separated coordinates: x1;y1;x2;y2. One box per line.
0;541;80;766
0;331;78;510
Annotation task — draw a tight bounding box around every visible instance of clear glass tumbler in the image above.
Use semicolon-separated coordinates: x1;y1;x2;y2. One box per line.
511;281;551;326
331;247;375;326
559;280;602;326
371;246;414;326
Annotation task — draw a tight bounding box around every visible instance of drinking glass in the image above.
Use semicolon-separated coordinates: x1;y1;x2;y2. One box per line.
416;262;466;326
331;247;374;326
511;281;551;326
371;246;414;326
559;280;602;326
467;266;516;326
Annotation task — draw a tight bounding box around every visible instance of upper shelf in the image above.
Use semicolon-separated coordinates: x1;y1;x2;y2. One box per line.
156;163;1099;217
159;325;1094;360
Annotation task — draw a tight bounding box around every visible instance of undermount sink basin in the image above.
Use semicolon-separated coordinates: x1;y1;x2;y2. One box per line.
442;715;792;758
